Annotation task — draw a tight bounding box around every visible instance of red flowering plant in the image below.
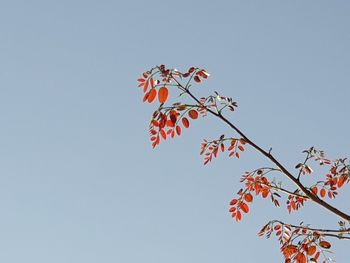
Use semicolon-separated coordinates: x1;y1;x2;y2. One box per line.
137;65;350;263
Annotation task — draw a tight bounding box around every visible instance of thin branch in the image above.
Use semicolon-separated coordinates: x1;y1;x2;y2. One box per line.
172;78;350;221
272;220;350;234
263;183;309;199
297;152;310;180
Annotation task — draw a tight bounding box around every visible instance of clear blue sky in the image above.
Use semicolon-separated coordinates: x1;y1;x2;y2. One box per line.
0;1;349;262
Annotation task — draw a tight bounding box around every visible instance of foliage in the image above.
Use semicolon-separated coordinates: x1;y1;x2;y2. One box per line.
137;65;350;263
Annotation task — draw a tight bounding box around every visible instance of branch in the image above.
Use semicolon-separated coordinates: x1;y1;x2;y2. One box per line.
272;220;350;234
179;84;350;221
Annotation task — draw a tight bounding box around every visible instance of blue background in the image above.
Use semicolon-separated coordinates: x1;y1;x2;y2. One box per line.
0;1;349;262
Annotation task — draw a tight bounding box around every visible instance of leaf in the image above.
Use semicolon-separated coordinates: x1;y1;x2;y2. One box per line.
337;175;347;188
274;225;281;230
230;199;238;205
219;143;225;152
320;188;326;198
166;120;175;127
188;109;199;119
244;193;253;202
158;87;169;103
311;186;318;195
240;203;249;213
194;76;201;83
147;89;157;103
143;79;149;93
238;145;245;151
307;246;316;256
176;125;181;136
143;92;149;102
182;117;190;128
197;70;210;79
150;77;155;89
295;252;306;263
160;129;166;140
236;210;242;221
319;240;331;249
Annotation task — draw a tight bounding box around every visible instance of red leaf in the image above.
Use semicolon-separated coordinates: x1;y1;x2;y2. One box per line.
274;225;281;230
188;67;195;73
143;79;149;93
307;246;316;256
160;129;166;140
150;77;155;89
338;175;347;188
166;120;175;127
244;193;253;203
188;109;199;119
236;210;242;221
311;186;318;195
240;203;249;213
137;78;145;82
319;240;331;249
143;92;149;102
320;188;326;198
158;87;169;103
176;125;181;136
194;76;201;83
197;70;210;79
262;189;269;198
238;145;245;151
295;253;306;263
147;89;157;103
230;199;238;205
220;143;225;152
182;117;190;128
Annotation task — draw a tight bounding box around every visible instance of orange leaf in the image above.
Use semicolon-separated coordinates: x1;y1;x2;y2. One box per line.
230;199;237;205
274;225;281;230
188;109;198;119
244;193;253;202
166;120;175;127
311;186;318;195
176;125;181;136
238;145;245;151
320;188;326;198
236;210;242;221
295;252;306;263
262;189;269;198
197;70;210;79
160;129;166;140
150;77;155;89
147;89;157;103
143;92;149;102
158;87;169;103
240;203;249;213
307;246;316;256
220;143;225;152
319;240;331;249
338;175;347;188
143;79;149;93
182;117;190;128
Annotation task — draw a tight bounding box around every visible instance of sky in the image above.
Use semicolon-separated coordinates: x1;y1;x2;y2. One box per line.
0;0;349;262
